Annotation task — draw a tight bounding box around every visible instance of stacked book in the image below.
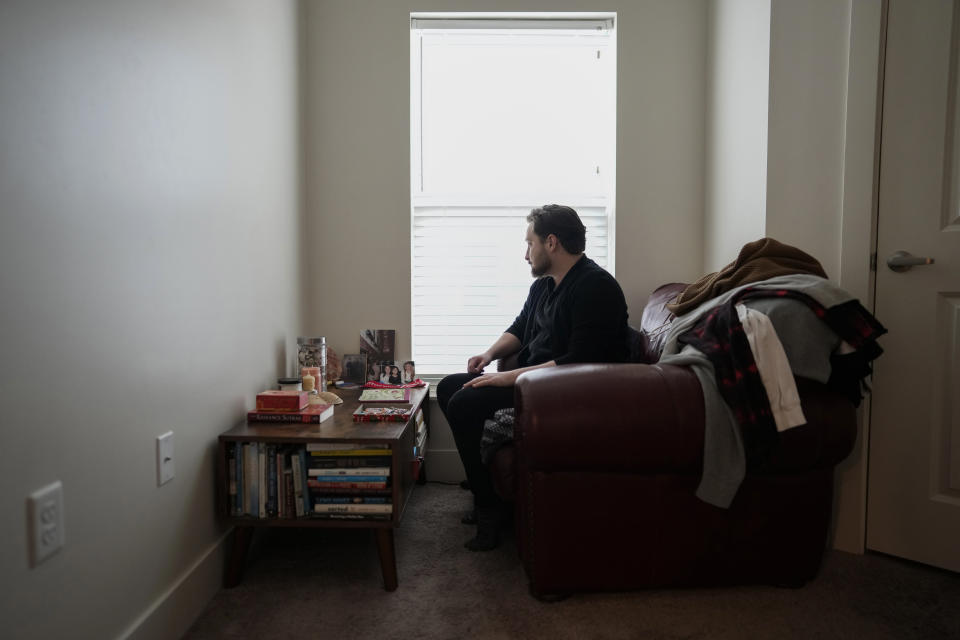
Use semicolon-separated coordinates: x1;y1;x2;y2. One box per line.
247;390;334;424
413;408;427;459
227;442;313;519
306;443;393;519
353;387;413;422
225;441;393;519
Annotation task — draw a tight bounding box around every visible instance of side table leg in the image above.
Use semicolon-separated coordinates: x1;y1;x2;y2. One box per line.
375;528;398;591
224;525;254;588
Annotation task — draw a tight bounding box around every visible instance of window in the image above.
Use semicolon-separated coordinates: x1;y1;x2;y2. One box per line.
410;13;617;376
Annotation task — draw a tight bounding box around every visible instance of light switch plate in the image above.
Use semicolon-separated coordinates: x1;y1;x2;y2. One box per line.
157;431;174;486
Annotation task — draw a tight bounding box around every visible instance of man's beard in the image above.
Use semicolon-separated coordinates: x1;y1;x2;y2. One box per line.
530;255;551;277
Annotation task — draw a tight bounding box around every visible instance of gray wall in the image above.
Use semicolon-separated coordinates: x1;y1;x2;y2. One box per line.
0;0;882;635
302;0;709;363
0;1;302;638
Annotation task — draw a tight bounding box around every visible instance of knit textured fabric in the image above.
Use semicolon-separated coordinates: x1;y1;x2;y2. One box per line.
667;238;827;316
479;408;516;465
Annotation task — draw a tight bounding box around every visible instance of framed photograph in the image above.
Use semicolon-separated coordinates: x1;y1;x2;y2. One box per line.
401;360;416;383
341;353;367;385
376;361;403;385
360;329;396;369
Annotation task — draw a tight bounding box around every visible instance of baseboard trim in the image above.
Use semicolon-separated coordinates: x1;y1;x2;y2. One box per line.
424;448;465;484
117;530;230;640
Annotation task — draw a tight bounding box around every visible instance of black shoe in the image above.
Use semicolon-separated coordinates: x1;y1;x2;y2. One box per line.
460;509;477;525
464;505;502;551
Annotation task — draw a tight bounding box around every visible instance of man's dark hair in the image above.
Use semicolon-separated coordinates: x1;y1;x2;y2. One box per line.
526;204;587;254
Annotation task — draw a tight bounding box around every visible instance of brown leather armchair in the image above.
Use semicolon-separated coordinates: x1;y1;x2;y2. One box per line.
489;283;857;597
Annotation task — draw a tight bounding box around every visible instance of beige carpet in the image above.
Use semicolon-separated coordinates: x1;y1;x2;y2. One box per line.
184;483;960;640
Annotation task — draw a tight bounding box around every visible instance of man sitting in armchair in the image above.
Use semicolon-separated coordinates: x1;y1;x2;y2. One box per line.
436;204;631;551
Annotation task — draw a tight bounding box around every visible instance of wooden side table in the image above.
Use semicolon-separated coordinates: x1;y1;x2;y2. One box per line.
215;385;429;591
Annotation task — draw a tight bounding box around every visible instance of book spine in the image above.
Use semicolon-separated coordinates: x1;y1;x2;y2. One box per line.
284;466;295;519
307;480;388;490
303;485;391;494
258;443;267;518
308;456;393;469
247;412;326;424
308;449;395;457
227;444;237;515
306;467;391;477
298;448;311;515
313;503;393;514
291;451;305;518
277;448;285;518
234;442;244;516
310;475;388;482
266;445;278;518
244;443;258;517
313;496;391;504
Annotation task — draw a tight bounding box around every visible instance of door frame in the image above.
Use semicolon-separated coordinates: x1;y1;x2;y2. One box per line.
834;0;888;553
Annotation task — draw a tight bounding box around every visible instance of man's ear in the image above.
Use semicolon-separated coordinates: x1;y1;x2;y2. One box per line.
546;234;558;251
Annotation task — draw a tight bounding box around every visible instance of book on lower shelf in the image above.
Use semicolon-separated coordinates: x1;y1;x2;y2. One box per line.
313;503;393;515
225;440;403;520
307;467;391;477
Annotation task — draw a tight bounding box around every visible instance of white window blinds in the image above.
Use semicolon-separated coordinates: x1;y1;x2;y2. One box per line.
411;14;617;376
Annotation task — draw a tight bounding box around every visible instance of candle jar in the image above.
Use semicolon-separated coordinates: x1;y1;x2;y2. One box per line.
297;336;327;389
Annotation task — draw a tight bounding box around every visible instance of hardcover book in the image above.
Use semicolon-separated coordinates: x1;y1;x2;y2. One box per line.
247;403;334;424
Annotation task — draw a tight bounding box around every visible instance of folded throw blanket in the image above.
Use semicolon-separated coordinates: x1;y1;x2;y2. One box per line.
667;238;827;316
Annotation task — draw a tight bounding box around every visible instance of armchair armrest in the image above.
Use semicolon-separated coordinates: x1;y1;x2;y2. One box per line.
513;363;705;473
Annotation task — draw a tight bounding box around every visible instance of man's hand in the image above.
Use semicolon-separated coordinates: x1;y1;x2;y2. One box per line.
466;353;492;374
462;370;520;388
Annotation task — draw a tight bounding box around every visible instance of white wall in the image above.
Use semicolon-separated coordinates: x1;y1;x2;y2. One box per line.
703;0;880;552
704;0;771;272
766;0;852;281
303;0;708;480
302;0;708;362
0;1;302;638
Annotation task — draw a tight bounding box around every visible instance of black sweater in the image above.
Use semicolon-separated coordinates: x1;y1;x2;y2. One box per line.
506;255;629;367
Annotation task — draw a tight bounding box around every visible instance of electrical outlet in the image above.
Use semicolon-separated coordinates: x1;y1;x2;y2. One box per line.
157;431;175;486
28;481;64;567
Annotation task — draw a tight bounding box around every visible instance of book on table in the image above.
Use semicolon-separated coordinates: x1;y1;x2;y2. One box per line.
247;402;334;424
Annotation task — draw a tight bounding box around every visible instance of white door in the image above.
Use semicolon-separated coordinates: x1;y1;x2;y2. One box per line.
868;0;960;572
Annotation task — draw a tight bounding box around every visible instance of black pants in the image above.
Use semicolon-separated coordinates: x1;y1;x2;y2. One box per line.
437;373;515;507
